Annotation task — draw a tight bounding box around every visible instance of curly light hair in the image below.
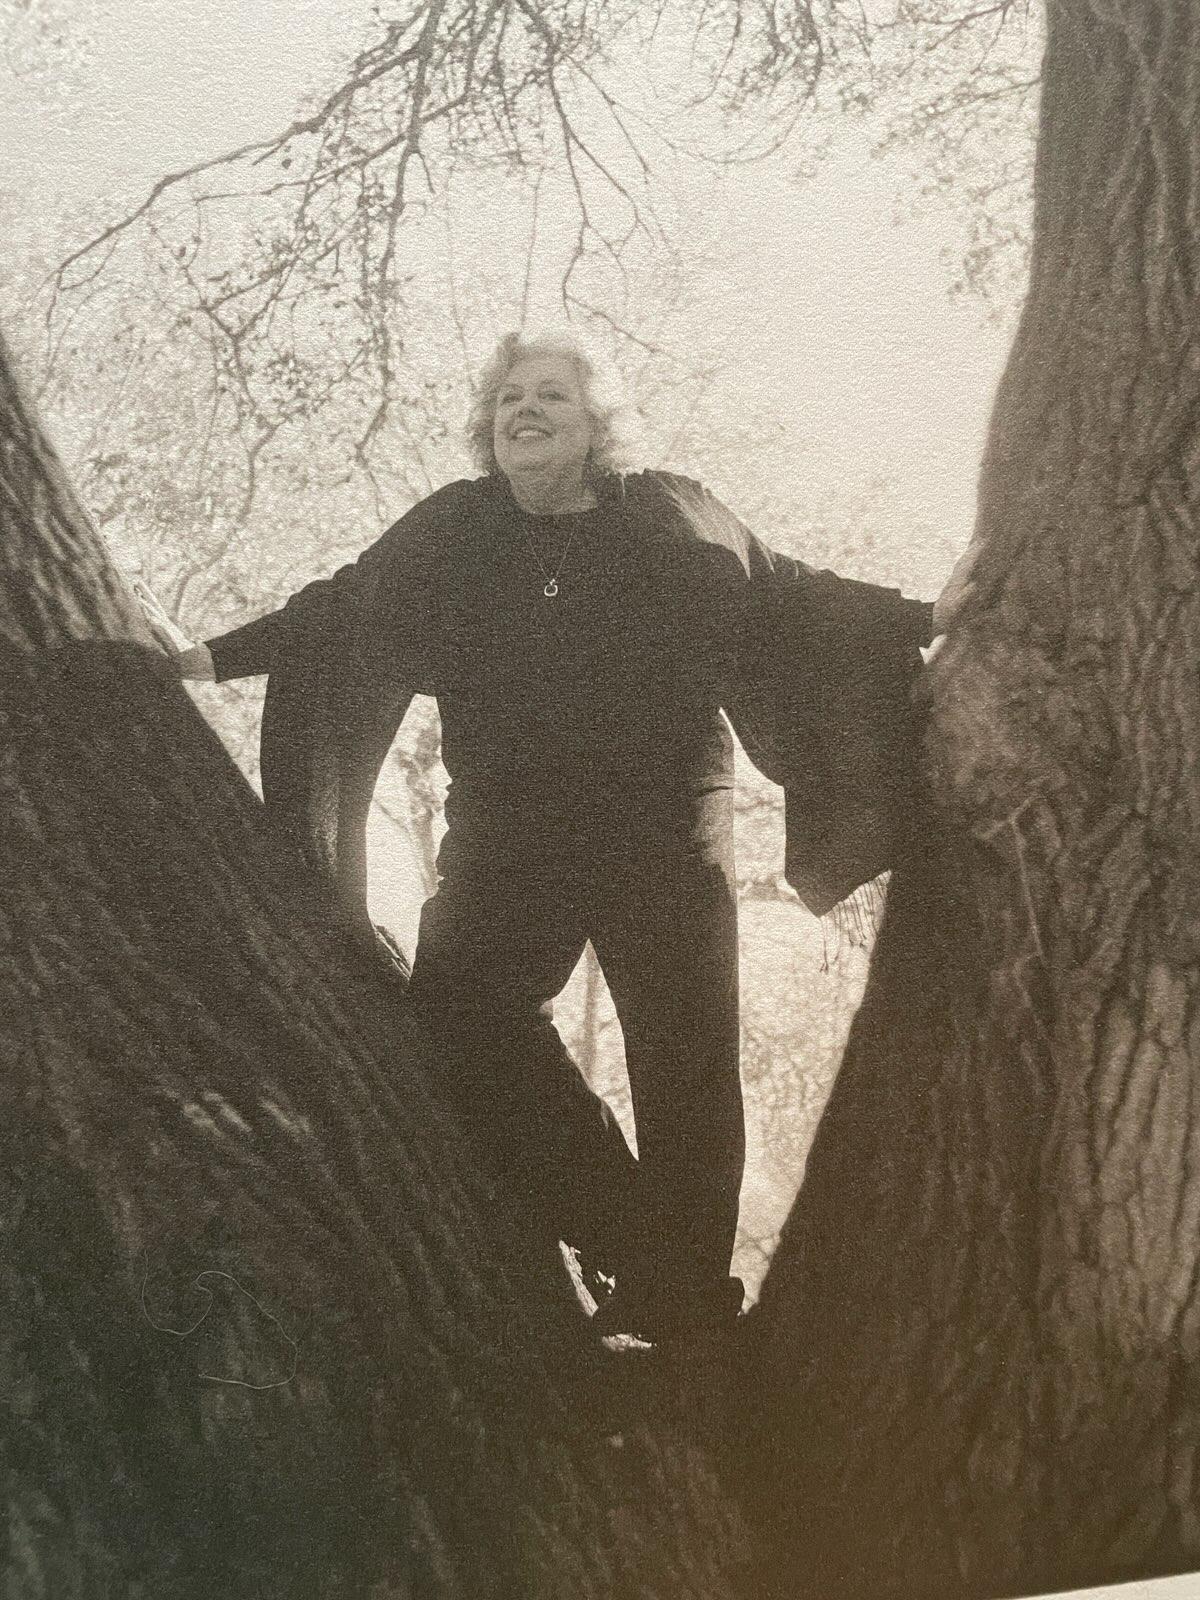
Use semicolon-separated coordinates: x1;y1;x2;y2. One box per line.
466;330;642;478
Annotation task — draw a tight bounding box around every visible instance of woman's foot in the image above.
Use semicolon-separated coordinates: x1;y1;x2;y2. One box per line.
589;1274;744;1347
559;1242;618;1317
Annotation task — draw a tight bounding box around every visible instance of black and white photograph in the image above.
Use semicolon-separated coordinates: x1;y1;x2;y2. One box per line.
2;1;1199;1596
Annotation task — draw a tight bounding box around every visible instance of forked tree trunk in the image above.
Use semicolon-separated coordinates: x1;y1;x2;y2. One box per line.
0;342;744;1597
11;1;1200;1589
742;2;1200;1596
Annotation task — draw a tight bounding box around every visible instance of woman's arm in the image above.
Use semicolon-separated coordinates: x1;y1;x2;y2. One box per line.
133;581;217;679
193;482;464;683
203;536;398;683
656;471;936;646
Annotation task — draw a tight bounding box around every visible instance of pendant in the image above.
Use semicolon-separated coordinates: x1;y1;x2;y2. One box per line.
543;578;559;597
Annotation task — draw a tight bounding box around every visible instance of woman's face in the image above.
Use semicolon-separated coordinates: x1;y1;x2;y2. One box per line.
492;353;595;485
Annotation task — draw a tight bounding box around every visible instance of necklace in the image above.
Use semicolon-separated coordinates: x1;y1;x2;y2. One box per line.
524;520;579;598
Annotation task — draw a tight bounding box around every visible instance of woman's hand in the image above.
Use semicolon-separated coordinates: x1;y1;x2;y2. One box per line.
133;580;216;681
920;537;986;667
931;536;983;638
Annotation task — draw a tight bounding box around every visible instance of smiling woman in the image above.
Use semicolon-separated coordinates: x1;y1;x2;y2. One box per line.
494;353;600;516
147;327;937;1347
467;332;640;506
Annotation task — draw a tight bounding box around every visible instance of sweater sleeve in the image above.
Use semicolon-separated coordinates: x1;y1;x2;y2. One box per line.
206;610;288;682
650;470;935;658
205;482;464;683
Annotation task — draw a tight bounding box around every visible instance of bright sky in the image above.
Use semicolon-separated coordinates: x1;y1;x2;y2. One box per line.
3;0;1021;576
702;147;1006;575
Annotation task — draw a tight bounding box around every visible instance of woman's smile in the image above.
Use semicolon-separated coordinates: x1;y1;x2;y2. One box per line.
492;352;595;497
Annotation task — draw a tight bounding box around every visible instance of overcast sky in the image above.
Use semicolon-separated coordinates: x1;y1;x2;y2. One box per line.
2;0;1026;579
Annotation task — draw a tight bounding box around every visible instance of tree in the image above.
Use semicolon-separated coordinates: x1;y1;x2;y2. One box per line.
739;1;1200;1594
40;0;1040;461
18;1;1200;1596
0;335;748;1596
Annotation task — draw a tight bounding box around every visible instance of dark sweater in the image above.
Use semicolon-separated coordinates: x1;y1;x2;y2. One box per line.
207;469;935;910
211;472;791;817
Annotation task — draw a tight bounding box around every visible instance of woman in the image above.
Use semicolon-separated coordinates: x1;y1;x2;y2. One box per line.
161;331;944;1344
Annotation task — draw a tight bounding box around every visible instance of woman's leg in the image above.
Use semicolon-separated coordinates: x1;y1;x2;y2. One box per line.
406;822;638;1273
588;791;744;1331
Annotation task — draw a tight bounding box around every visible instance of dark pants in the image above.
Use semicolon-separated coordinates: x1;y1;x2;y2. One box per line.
405;787;743;1310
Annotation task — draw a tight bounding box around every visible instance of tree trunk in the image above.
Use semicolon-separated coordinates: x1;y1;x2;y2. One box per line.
0;339;744;1597
740;2;1200;1596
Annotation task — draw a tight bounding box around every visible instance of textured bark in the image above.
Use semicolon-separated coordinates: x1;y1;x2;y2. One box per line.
0;340;745;1597
742;2;1200;1596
